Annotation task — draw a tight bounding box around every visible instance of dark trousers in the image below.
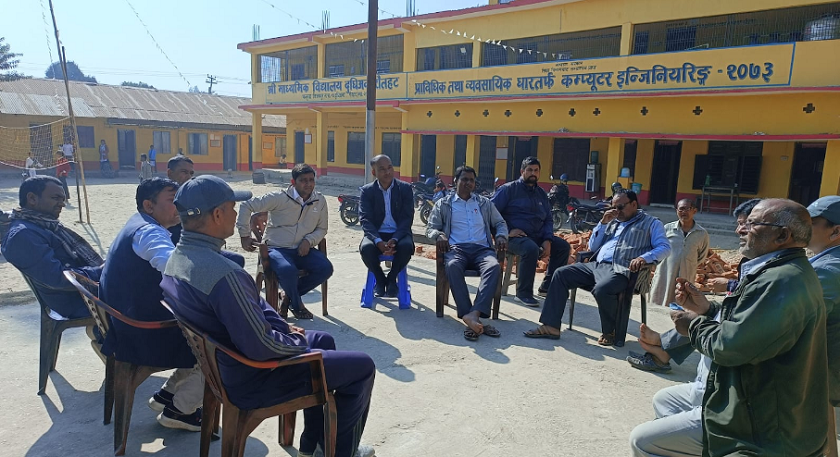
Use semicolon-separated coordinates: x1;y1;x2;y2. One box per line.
266;331;375;457
359;233;413;285
220;250;245;268
507;235;571;297
539;262;629;335
268;247;333;311
58;176;70;201
444;243;500;318
661;328;694;365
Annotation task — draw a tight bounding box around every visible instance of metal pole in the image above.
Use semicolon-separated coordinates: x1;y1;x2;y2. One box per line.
364;0;378;184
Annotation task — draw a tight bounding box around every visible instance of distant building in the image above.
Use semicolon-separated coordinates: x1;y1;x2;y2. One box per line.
0;78;286;172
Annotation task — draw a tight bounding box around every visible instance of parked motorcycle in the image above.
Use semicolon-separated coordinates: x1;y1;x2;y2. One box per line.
567;196;611;234
547;174;571;231
412;166;442;206
337;193;361;226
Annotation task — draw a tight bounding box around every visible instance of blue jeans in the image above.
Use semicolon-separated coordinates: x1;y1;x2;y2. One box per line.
268;247;333;311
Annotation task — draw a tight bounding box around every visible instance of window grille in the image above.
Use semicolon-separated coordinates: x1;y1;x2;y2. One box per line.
416;44;473;71
259;46;318;82
552;138;590;182
482;27;622;66
324;35;403;77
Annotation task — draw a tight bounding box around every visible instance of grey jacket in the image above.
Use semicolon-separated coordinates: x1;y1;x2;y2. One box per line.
235;186;328;249
426;192;508;245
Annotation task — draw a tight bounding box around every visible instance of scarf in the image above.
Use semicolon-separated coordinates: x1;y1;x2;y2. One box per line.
11;208;104;267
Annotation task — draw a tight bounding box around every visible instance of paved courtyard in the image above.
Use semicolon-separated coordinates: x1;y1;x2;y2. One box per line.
0;174;705;457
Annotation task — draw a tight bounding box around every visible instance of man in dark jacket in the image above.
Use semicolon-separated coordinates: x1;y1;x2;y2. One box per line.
674;198;829;457
101;178;203;431
492;156;570;305
359;154;415;297
161;175;376;457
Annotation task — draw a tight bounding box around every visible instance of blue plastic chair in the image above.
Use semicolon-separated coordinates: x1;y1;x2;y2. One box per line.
360;255;411;310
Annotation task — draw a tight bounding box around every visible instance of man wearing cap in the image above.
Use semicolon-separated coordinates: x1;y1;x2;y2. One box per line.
161;175;376;457
806;195;840;456
237;163;331;320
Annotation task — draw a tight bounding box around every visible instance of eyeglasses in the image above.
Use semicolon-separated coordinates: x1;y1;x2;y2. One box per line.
741;221;785;231
615;203;627;211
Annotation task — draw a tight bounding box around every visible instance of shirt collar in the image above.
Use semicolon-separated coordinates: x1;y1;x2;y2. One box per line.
809;244;840;264
453;193;475;203
741;250;782;276
377;180;393;192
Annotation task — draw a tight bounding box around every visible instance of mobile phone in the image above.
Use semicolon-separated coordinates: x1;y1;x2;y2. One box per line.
668;303;685;311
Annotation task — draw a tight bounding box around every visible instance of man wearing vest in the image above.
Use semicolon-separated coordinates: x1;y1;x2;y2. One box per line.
237;163;332;320
101;178;204;431
359;154;415;298
491;156;571;305
161;175;376;457
524;190;670;345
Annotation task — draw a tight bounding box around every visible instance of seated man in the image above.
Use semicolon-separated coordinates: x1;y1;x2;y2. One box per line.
524;190;670;344
491;156;570;305
101;178;203;431
2;176;103;320
161;175;375;457
237;164;332;319
359;154;415;297
427;166;508;341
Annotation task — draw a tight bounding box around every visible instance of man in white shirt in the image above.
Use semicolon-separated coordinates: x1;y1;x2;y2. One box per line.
25;152;41;178
62;141;75;173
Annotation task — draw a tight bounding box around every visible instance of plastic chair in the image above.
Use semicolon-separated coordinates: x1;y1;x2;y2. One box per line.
360;255;411;309
65;271;179;456
160;300;337;457
20;274;95;396
435;244;504;320
567;251;652;347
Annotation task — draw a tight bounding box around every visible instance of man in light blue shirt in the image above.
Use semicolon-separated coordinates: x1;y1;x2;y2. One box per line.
525;190;670;345
427;166;508;342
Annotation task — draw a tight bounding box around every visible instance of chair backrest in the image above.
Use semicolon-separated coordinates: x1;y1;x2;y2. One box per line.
62;271;110;338
63;270;178;331
21;274;58;318
251;212;268;242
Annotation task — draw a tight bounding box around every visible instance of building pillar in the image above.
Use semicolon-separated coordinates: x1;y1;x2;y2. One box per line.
465;135;479;169
251;112;263;169
605;137;626;187
315;111;328;176
403;32;416;73
400;111;417;181
472;41;482;67
820;140;840;197
317;42;326;78
620;23;634;56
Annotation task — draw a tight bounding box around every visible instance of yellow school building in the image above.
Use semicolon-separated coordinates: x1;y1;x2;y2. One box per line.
239;0;840;209
0;79;286;173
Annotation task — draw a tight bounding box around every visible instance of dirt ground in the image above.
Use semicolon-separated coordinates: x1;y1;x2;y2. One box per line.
0;173;706;457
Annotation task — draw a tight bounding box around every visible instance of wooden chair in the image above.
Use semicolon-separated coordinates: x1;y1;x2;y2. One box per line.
250;212;328;317
160;300;337;457
20;274;95;396
501;251;519;297
567;252;652;347
435;244;504;320
64;271;179;456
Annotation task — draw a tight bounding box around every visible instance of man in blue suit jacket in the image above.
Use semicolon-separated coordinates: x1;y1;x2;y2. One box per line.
359;154;415;297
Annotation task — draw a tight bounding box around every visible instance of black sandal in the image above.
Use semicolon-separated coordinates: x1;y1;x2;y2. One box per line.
463;328;480;341
291;306;314;320
483;325;501;338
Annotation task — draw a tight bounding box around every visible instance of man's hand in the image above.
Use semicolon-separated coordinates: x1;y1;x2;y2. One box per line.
671;310;698;337
629;256;648;273
240;236;258;252
385;238;397;256
290;325;306;335
509;228;527;238
298;239;311;257
675;277;711;315
437;234;450;253
495;236;508;251
540;240;551;261
601;208;618;225
376;240;388;254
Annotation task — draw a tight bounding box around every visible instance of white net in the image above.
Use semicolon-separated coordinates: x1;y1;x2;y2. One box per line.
0;117;76;173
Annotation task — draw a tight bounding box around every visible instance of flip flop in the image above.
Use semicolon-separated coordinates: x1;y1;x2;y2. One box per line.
291;306;314;320
523;327;561;340
597;333;615;346
464;328;480;341
483;325;501;338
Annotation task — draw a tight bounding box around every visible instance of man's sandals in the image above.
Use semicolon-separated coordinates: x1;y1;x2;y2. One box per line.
278;292;314;320
463;325;501;341
523;325;561;340
597;332;615;346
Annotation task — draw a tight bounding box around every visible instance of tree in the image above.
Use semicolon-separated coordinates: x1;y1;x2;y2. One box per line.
121;81;155;89
0;37;27;81
45;61;97;83
188;85;201;93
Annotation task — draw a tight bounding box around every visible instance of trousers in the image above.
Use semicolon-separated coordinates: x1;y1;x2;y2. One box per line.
268;247;333;311
161;364;204;414
359;232;413;285
507;236;570;297
444;243;500;318
629;383;703;457
660;328;695;365
539;261;628;334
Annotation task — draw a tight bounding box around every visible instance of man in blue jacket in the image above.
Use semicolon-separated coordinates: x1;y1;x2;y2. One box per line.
161;175;376;457
101;178;203;431
359;154;415;297
492;157;570;305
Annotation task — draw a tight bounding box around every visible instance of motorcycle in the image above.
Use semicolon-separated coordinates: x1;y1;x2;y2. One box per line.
547;175;571;232
337;192;361;226
567;196;611;234
412;166;442;206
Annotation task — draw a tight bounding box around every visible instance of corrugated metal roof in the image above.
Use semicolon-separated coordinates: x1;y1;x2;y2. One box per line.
0;78;284;129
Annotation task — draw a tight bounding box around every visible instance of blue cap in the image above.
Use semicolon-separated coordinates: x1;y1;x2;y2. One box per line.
807;196;840;225
174;175;252;216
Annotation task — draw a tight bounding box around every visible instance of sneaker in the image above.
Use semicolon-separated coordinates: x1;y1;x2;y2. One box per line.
373;282;386;297
537;288;549;298
626;353;672;373
157;405;202;432
515;295;541;307
385;281;399;298
148;389;174;413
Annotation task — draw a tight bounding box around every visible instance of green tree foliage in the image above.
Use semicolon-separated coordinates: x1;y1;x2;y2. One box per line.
45;61;97;83
121;81;155;89
0;37;28;81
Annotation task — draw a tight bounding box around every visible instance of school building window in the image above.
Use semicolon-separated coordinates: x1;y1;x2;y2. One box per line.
188;133;208;156
692;141;763;194
347;131;365;164
324;35;404;77
153;131;171;154
75;126;95;148
327;131;335;162
381;133;401;167
416;44;473;71
274;137;287;158
481;27;622;66
258;46;318;82
552;138;590;182
623;140;638;178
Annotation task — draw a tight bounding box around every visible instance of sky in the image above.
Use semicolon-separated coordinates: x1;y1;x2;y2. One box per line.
3;0;486;98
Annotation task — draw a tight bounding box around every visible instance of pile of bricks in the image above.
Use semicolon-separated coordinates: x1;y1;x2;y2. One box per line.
695;250;740;292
